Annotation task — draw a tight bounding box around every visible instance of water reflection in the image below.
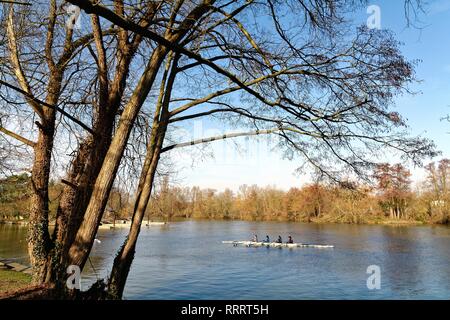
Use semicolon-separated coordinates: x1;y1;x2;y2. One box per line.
0;224;28;263
0;221;449;299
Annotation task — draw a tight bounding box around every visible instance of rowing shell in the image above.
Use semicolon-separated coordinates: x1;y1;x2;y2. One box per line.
222;241;334;249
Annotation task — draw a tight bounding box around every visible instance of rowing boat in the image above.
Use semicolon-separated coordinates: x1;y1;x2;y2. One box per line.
222;240;334;249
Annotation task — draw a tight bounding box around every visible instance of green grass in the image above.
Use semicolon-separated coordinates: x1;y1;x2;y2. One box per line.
0;269;32;293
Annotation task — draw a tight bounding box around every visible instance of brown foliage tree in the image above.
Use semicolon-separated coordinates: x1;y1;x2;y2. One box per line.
374;163;412;219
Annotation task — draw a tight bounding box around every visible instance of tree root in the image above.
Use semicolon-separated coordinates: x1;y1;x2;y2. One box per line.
0;279;112;300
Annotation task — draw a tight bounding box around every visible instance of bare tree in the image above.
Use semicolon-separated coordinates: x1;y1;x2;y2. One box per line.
1;1;101;283
78;0;436;298
0;0;438;299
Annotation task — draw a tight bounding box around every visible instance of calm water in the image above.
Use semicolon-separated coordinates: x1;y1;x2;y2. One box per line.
1;221;450;299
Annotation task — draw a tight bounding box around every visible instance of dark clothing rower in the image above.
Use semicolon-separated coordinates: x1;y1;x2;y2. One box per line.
276;236;282;243
264;235;270;243
287;236;294;244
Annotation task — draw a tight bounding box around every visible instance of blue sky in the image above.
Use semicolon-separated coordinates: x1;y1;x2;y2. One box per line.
169;1;450;191
371;0;450;155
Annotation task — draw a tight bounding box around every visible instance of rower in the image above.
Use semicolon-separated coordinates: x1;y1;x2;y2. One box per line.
276;235;282;243
252;234;258;242
264;235;270;243
287;235;294;244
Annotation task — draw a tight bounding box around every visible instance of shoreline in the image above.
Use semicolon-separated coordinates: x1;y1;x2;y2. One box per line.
0;258;32;275
1;217;445;228
0;258;32;296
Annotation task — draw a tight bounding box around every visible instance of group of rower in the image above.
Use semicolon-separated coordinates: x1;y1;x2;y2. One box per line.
252;234;294;244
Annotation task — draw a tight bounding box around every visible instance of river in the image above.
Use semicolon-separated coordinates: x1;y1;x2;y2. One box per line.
1;221;449;299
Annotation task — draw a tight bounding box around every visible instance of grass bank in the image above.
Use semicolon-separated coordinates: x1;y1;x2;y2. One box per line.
0;269;31;294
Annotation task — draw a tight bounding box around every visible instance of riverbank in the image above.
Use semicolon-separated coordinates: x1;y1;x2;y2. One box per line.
159;215;443;226
0;220;28;226
0;269;31;294
2;174;449;228
304;215;429;226
0;258;33;297
0;220;168;229
1;216;445;228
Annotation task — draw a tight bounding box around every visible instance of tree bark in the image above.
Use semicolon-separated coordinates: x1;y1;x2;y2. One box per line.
28;63;65;282
64;0;215;272
107;53;179;298
67;45;168;270
44;115;114;285
42;11;143;285
28;115;54;284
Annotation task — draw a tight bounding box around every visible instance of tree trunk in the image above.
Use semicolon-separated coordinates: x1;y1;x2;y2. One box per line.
28;77;60;283
107;121;167;298
67;46;168;270
43;29;139;286
28;119;54;284
106;53;179;299
43;115;114;285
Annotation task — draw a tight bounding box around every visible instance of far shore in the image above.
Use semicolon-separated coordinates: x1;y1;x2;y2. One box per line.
1;217;446;228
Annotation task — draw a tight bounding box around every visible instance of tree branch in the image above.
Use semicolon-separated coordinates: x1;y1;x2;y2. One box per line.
66;0;280;109
6;5;44;118
0;125;36;147
0;0;31;5
169;68;302;117
0;80;94;134
161;126;316;153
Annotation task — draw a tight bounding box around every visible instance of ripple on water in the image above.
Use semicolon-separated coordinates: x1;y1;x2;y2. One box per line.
1;221;450;299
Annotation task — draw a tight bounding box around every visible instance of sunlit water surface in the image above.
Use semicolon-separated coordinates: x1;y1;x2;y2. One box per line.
1;221;449;299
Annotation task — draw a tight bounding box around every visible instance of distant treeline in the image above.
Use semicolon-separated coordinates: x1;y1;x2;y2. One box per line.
145;160;450;225
1;160;449;225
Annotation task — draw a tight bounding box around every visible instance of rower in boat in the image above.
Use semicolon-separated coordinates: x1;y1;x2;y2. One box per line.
287;235;294;244
276;235;282;243
264;235;270;243
252;234;258;242
221;240;334;249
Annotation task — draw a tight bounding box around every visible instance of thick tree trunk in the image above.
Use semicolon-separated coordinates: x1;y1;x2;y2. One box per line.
107;53;179;298
39;0;212;292
43;116;114;285
28;76;60;283
67;46;168;270
43;30;138;286
63;0;212;276
28;120;54;284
